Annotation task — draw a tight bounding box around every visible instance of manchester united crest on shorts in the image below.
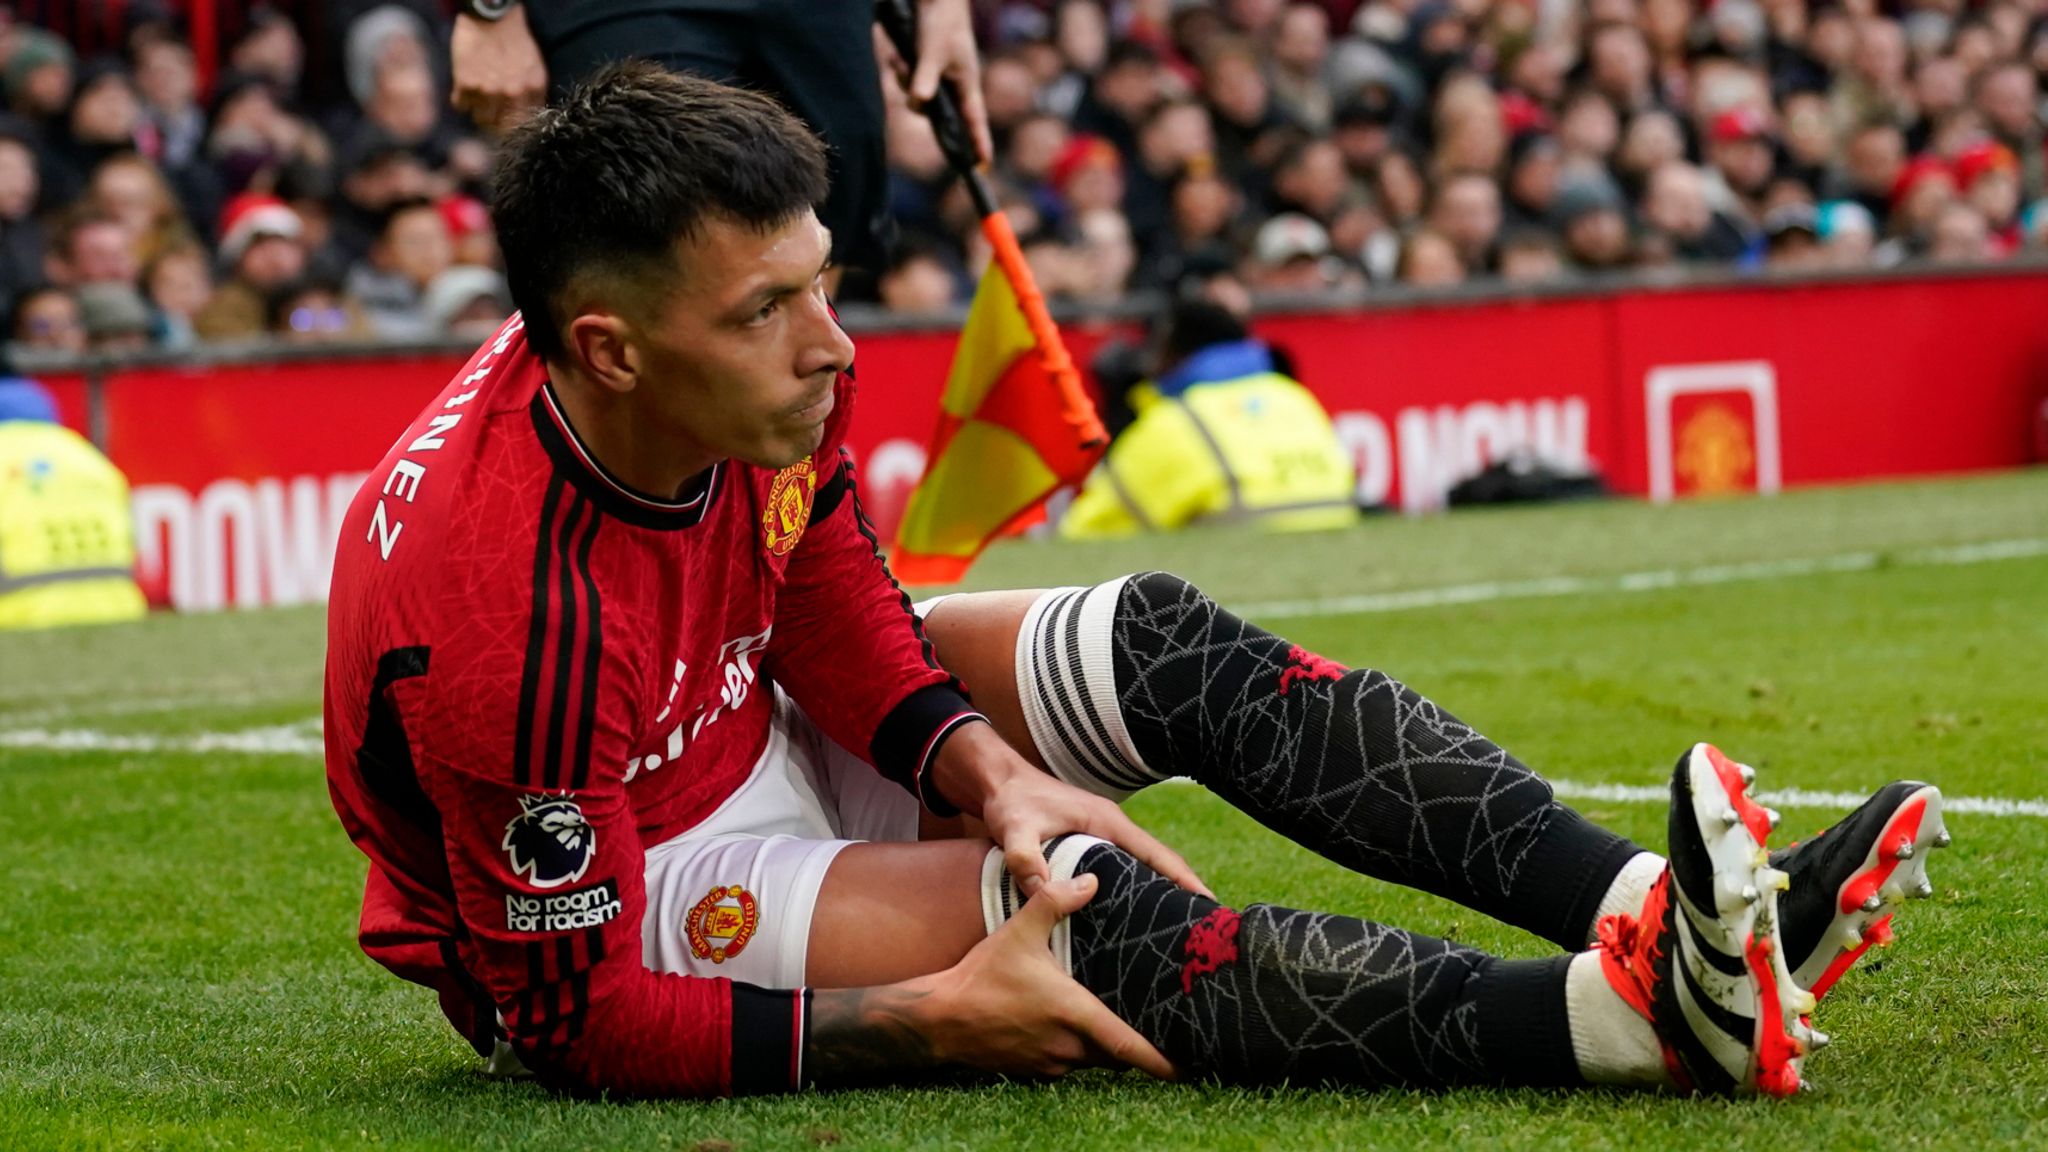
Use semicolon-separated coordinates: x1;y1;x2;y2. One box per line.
686;884;760;963
761;457;817;556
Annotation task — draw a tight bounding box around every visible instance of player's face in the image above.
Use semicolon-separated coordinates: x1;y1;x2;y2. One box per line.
636;210;853;469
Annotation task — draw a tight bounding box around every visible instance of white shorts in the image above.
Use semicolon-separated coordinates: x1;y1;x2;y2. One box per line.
639;686;922;989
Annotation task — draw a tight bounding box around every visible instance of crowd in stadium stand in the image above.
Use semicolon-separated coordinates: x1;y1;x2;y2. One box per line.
6;0;2048;354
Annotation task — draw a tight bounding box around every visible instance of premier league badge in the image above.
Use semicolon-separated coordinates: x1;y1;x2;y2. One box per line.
502;794;595;889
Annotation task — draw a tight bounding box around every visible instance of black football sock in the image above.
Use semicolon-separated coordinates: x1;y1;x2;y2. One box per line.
994;837;1584;1088
1016;574;1643;951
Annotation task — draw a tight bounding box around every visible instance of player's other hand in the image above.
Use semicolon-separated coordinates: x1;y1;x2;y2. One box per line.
451;8;548;135
922;874;1177;1080
936;722;1212;901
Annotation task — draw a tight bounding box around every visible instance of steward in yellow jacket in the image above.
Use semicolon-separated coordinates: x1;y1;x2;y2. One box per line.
0;383;147;629
1061;305;1356;539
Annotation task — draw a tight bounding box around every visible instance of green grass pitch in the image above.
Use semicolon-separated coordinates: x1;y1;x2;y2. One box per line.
3;470;2046;1151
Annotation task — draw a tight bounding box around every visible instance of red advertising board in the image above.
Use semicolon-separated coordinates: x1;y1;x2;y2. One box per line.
1607;276;2048;496
44;269;2048;611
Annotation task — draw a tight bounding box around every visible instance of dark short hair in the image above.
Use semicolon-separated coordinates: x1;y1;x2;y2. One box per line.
491;61;830;362
1158;298;1248;369
1104;40;1160;71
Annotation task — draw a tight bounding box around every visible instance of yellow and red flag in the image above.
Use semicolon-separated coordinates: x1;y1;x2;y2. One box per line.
890;213;1105;584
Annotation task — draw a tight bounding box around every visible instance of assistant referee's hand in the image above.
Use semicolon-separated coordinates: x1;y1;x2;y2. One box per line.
451;8;548;135
910;0;992;164
875;0;993;165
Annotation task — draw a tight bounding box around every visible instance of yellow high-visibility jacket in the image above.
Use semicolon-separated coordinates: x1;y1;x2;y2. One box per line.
1061;344;1357;539
0;420;147;630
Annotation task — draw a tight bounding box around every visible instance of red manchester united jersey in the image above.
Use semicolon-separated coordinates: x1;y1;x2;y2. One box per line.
324;315;979;1097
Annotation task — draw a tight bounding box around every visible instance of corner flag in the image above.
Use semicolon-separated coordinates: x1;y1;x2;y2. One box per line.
874;0;1106;584
890;212;1106;584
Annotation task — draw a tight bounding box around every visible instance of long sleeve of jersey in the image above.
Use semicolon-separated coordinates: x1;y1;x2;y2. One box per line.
415;560;808;1098
765;443;983;812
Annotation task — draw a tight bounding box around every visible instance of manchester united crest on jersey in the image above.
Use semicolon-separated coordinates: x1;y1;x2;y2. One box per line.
686;884;760;963
761;457;817;556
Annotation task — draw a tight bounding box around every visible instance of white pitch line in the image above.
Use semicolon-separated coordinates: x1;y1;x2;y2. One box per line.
1230;536;2048;621
1547;780;2048;820
4;721;2045;819
0;722;323;757
0;690;308;728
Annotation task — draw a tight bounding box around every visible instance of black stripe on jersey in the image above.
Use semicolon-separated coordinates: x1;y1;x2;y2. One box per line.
512;929;608;1055
566;929;603;1046
807;451;850;525
557;935;585;1044
355;645;435;830
515;476;566;788
543;491;589;790
843;461;986;809
437;938;498;1058
844;461;944;676
569;506;603;791
523;940;552;1043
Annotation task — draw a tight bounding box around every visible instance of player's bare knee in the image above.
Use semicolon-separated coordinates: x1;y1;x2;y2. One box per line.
810;839;992;986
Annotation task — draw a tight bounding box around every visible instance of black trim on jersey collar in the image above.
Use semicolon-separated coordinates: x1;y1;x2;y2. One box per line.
530;384;720;530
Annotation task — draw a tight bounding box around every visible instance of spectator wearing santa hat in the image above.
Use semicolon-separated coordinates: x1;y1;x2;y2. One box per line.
1050;133;1125;219
1953;140;2023;255
437;194;497;269
1706;106;1778;226
194;193;308;341
1889;155;1959;253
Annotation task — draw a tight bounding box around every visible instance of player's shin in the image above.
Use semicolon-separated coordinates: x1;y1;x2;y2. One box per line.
1016;573;1644;950
984;837;1606;1089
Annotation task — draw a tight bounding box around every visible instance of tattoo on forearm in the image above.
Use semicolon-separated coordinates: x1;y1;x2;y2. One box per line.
805;985;940;1087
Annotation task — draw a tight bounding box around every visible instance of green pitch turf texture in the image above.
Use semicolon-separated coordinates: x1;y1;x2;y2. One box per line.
3;470;2046;1152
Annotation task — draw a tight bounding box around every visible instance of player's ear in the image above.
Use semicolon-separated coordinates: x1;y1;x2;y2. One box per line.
565;311;640;396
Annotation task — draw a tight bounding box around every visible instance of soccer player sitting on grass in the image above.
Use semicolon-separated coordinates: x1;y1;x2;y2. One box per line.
324;64;1949;1100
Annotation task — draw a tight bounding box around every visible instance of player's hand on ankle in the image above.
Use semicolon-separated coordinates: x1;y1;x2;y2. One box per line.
935;724;1210;900
923;874;1177;1080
